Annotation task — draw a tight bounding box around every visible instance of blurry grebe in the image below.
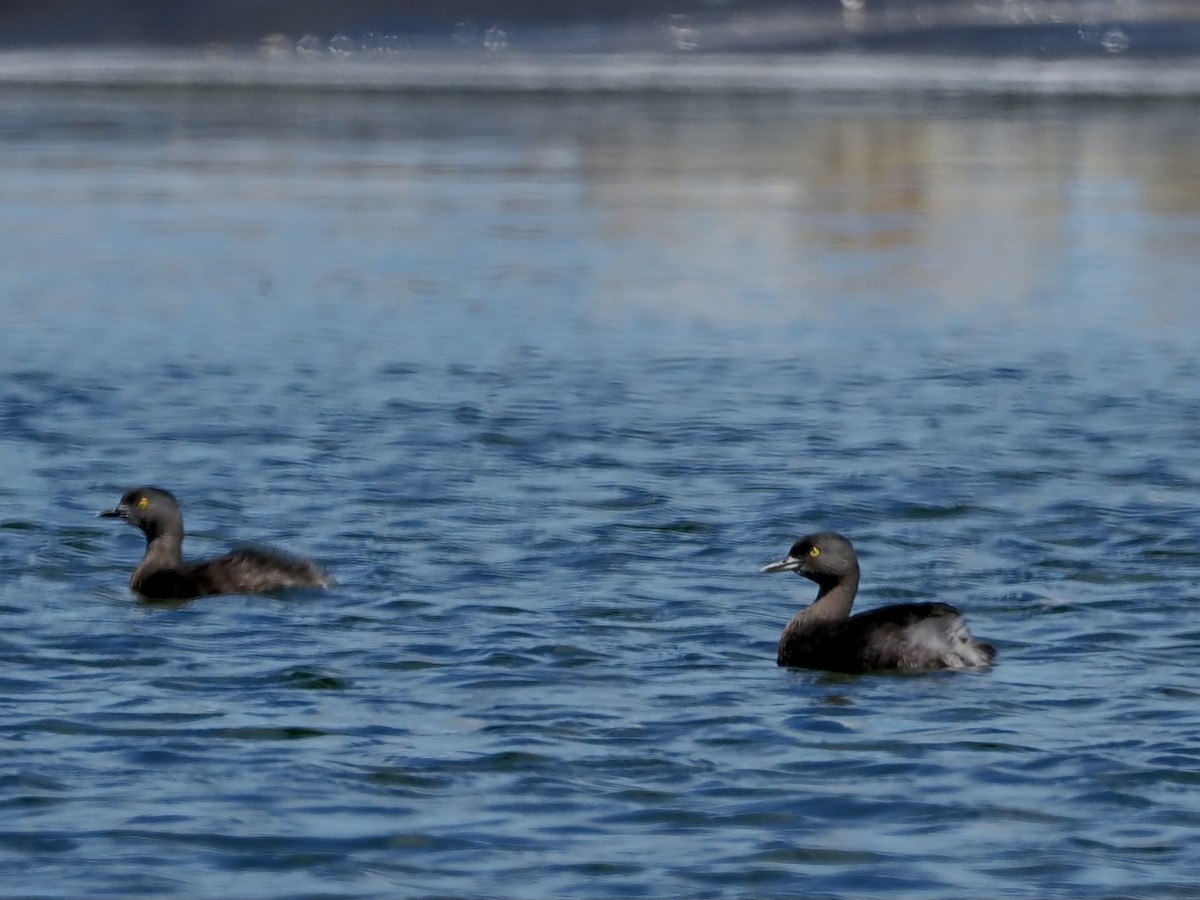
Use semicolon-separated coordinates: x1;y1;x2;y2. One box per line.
99;486;330;600
762;532;994;673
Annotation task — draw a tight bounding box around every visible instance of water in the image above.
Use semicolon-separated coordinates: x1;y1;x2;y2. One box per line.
2;72;1200;898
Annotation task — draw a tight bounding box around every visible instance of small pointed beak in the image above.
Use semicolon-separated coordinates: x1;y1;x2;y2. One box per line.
761;556;802;574
98;505;125;519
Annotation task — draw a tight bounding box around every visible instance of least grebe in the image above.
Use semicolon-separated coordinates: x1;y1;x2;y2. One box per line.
762;532;994;673
99;486;330;600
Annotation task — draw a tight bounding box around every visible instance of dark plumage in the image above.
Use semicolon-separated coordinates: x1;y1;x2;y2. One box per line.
762;531;994;673
99;486;330;600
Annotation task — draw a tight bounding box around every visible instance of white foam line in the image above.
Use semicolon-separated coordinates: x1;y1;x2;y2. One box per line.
1;49;1200;98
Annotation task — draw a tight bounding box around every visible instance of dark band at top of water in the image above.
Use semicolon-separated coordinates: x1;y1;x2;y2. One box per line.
4;0;1200;60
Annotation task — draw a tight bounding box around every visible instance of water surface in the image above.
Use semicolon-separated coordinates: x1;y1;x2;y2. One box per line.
2;81;1200;897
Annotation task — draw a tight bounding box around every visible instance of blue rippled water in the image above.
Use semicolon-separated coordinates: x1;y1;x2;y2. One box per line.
2;78;1200;897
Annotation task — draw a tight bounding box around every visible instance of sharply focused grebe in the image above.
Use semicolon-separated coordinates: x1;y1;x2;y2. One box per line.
763;532;994;673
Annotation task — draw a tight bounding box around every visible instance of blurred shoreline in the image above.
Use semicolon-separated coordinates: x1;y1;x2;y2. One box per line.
5;1;1200;58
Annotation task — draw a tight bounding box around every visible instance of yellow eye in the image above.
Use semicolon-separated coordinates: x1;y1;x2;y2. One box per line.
136;497;150;510
808;546;821;558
